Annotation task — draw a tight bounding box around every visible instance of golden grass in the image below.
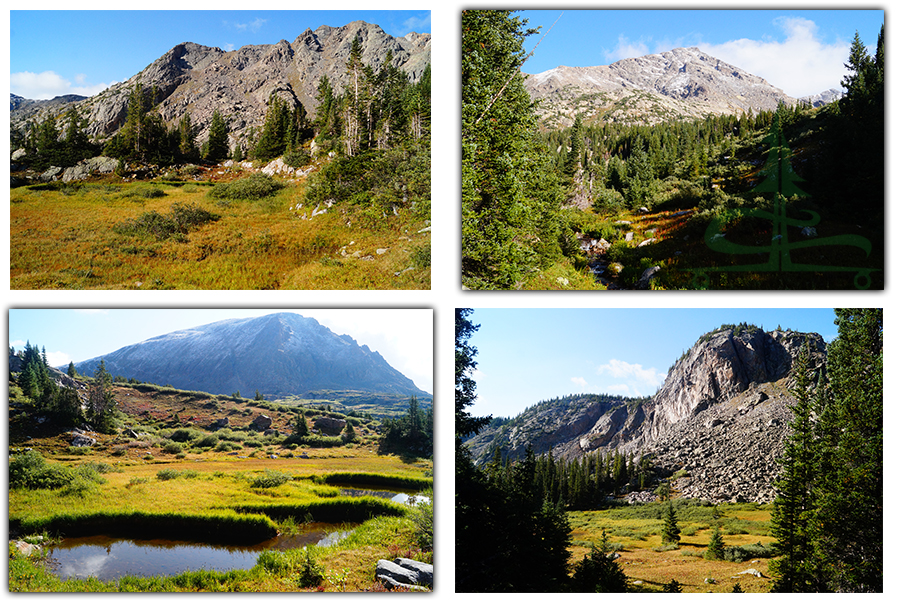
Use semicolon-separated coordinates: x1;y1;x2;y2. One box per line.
568;505;776;593
10;180;430;289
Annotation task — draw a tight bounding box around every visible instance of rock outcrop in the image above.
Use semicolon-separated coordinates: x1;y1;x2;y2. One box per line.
375;558;433;591
466;326;826;503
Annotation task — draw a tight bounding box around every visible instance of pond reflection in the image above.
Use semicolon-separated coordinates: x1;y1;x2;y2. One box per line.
48;523;351;582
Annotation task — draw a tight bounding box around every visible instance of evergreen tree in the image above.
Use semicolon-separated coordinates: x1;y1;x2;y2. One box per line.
61;105;93;166
706;523;725;560
67;362;77;378
455;308;573;591
205;110;230;162
564;115;583;177
178;113;198;160
661;501;680;545
770;341;822;592
87;360;117;434
570;530;628;592
293;411;310;438
252;95;290;161
461;10;565;289
814;308;882;592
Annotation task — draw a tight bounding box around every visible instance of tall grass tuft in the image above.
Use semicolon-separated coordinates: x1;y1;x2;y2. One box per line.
11;510;278;543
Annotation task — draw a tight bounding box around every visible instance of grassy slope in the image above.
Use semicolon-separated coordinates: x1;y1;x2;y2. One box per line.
10;167;430;290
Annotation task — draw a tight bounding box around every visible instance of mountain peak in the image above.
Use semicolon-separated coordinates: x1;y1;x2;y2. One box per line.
525;46;794;129
74;314;427;399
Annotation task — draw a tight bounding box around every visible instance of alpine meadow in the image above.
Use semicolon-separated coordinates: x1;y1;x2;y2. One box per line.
9;310;434;592
10;16;431;290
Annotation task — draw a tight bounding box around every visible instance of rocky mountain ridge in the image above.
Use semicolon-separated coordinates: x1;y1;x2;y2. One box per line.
465;325;827;503
11;20;430;153
524;46;816;129
72;312;429;400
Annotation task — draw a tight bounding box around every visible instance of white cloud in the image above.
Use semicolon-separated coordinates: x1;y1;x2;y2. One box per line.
698;17;849;97
47;351;71;368
11;70;113;100
597;359;665;396
604;35;650;62
234;18;267;33
571;376;589;389
402;14;431;34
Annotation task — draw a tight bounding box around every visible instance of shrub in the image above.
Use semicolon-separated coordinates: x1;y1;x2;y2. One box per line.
723;542;776;562
283;150;310;168
162;441;183;455
123;184;167;199
298;548;325;588
169;428;202;443
157;469;181;481
208;174;283;200
112;204;219;240
196;434;218;448
10;450;75;490
250;470;290;489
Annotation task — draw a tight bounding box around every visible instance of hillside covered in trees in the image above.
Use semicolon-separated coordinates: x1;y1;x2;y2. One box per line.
461;11;883;290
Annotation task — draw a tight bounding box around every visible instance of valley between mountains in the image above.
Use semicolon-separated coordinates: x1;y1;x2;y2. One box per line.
456;308;882;593
461;10;884;290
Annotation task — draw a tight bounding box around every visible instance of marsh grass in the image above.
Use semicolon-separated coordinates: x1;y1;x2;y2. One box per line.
11;178;429;289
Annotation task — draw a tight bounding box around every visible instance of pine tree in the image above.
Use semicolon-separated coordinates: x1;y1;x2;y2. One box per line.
706;523;725;560
770;341;821;591
178;113;198;160
87;360;117;434
252;95;289;161
294;411;310;438
814;308;882;592
570;530;628;592
67;362;77;378
661;501;680;545
205;110;230;162
461;10;565;289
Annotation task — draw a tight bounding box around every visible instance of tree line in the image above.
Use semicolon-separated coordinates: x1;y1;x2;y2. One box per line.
10;343;117;433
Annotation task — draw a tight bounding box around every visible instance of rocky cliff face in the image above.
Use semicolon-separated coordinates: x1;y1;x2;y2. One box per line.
525;47;796;129
11;20;430;152
466;326;826;503
72;312;428;399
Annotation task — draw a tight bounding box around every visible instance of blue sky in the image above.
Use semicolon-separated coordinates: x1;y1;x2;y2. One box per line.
10;10;431;100
463;308;840;418
8;309;433;395
518;9;884;98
